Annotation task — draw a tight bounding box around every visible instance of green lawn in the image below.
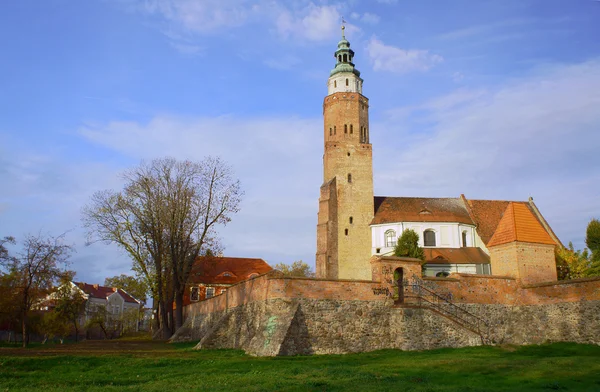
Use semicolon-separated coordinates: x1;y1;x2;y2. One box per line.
0;340;599;391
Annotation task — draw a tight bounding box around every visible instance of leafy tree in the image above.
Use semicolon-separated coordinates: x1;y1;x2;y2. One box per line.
0;270;21;339
52;277;87;342
0;233;73;347
394;229;425;260
585;218;600;277
83;157;242;338
40;311;70;344
555;242;591;280
104;274;149;307
274;260;316;277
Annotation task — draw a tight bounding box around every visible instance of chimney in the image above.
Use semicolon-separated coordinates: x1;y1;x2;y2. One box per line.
93;284;99;289
113;287;117;292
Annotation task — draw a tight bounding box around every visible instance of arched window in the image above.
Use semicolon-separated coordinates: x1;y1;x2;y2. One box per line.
347;173;352;183
423;230;436;247
343;54;347;62
344;124;347;134
338;55;342;62
334;80;337;88
350;124;353;134
462;231;468;247
385;230;397;247
345;78;349;86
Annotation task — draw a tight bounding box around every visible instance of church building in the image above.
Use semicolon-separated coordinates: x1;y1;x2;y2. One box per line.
316;27;561;284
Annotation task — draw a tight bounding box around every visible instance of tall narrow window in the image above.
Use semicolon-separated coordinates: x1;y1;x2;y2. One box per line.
345;78;349;86
349;216;353;224
385;230;397;248
329;127;332;136
334;80;337;88
334;126;336;135
462;231;468;247
424;230;436;247
344;124;347;134
347;173;352;183
190;287;199;302
345;229;349;236
350;124;353;134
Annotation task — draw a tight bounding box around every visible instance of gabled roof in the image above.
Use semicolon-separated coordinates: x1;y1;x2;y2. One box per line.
487;202;556;247
423;247;490;265
372;197;473;225
188;256;272;285
75;282;140;304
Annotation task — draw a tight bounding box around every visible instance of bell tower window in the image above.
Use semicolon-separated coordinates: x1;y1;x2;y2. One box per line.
345;78;349;86
348;173;352;183
350;124;353;134
334;80;337;88
344;124;347;134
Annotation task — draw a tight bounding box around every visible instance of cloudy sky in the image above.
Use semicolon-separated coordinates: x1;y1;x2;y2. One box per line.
1;0;599;284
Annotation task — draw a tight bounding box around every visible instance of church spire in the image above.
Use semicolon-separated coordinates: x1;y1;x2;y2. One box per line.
330;22;360;78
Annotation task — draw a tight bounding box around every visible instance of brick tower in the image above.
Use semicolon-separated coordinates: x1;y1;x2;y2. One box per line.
316;26;374;280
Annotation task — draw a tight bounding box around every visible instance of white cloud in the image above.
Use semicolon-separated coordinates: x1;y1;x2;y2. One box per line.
366;37;443;73
349;12;380;25
276;4;341;42
374;59;600;248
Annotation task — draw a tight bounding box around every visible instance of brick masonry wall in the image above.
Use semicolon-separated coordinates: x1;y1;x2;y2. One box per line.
175;270;600;356
489;242;557;284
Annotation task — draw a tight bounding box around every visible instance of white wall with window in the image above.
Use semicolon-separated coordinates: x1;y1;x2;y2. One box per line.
371;222;479;255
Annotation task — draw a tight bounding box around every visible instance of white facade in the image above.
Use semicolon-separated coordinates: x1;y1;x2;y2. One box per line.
327;72;363;95
371;222;478;255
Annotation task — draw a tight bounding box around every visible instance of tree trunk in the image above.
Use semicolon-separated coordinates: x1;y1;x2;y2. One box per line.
21;311;28;348
174;290;184;331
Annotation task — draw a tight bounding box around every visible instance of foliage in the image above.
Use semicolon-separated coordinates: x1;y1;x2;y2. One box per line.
555;242;591;280
394;229;425;260
0;233;73;347
104;274;149;307
82;157;242;338
273;260;316;278
40;311;71;344
585;218;600;277
51;278;87;342
0;342;600;391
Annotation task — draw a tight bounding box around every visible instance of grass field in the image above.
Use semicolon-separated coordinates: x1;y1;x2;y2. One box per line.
1;340;599;391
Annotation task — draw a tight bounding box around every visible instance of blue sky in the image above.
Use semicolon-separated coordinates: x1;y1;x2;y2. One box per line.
1;0;599;284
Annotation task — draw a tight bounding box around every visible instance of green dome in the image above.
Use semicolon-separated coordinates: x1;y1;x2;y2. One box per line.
330;63;361;77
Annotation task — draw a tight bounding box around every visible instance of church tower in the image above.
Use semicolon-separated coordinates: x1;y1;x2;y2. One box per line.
316;26;374;280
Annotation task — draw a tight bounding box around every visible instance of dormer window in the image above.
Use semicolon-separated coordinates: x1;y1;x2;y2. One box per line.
223;272;232;277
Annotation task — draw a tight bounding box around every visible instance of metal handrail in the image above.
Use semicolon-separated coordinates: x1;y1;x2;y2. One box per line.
401;276;490;342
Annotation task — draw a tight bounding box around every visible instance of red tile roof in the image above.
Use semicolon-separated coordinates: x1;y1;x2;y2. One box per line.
487;203;556;247
188;256;272;285
372;196;558;247
75;282;140;304
373;197;473;225
423;247;490;264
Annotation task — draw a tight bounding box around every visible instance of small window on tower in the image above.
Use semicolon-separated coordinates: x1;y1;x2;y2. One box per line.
348;173;352;183
334;80;337;88
344;124;347;134
349;217;353;224
334;126;336;135
346;78;349;86
329;128;332;136
345;229;349;236
350;124;353;134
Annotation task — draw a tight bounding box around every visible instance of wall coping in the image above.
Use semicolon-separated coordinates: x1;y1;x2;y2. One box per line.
522;276;600;289
423;277;460;283
451;273;516;280
267;275;376;284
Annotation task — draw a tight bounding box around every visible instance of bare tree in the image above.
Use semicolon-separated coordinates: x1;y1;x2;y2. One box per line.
0;234;73;347
82;157;242;338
